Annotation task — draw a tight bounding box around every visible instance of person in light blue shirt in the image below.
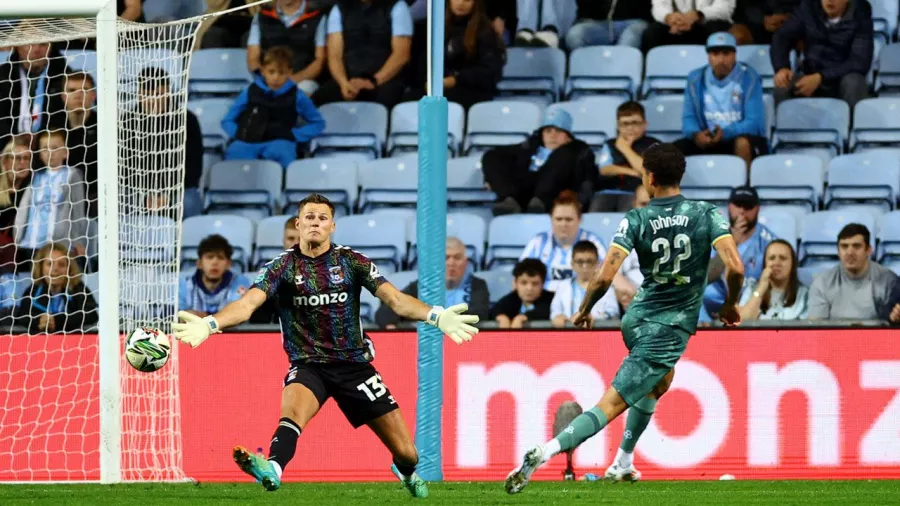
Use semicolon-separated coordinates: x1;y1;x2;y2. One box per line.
676;32;768;171
179;234;252;316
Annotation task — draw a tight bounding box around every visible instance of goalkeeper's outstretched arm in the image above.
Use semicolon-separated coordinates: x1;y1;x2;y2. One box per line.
375;283;480;344
172;288;267;347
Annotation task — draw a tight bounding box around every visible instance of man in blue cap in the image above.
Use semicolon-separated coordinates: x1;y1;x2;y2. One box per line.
675;31;767;171
482;107;599;216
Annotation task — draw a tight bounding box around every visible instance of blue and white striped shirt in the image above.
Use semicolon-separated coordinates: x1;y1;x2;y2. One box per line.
21;167;74;249
178;270;252;314
519;229;606;291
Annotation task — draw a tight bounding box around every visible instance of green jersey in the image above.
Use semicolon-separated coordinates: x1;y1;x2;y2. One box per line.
611;194;731;334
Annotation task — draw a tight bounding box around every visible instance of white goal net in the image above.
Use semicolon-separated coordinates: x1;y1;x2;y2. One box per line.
0;15;201;482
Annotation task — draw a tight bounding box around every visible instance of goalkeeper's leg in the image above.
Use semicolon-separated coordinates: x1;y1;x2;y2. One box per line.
368;410;429;499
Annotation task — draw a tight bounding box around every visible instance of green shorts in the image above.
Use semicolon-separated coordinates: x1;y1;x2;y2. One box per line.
611;314;690;407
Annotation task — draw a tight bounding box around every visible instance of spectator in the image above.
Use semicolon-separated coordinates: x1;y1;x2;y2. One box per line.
702;186;774;317
565;0;651;49
283;215;301;249
375;237;490;328
14;130;87;268
121;66;204;218
885;278;900;324
491;258;554;328
312;0;413;108
675;32;767;169
809;224;896;320
550;240;620;328
179;234;252;316
485;0;516;44
406;0;506;110
0;43;71;149
197;0;261;49
245;0;328;96
222;47;326;168
250;216;303;324
591;101;661;212
738;239;808;320
615;185;651;309
0;138;32;272
6;242;97;333
729;0;800;45
143;0;205;22
643;0;734;51
513;0;567;47
483;108;597;215
771;0;872;109
48;72;98;219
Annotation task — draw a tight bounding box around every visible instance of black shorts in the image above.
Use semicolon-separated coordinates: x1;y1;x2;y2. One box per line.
283;361;399;428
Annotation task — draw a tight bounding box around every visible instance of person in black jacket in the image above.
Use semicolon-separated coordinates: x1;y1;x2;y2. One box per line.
482;107;598;216
565;0;652;49
9;242;97;333
771;0;872;109
491;258;554;328
729;0;801;45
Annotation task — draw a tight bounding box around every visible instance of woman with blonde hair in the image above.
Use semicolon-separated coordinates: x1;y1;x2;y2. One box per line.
0;136;32;273
14;242;97;333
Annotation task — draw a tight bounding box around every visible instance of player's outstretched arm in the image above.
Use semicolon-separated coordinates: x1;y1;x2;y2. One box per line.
172;288;268;348
572;247;627;328
713;235;745;326
374;282;479;344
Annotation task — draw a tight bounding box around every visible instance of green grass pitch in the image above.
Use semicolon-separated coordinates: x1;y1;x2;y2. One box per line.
2;481;899;505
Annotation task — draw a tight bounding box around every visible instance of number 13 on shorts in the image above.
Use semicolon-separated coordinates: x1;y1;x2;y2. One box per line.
357;374;393;403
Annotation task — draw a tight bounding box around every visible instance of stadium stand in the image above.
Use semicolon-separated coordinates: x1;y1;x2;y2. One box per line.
283;158;359;216
205;160;284;219
565;46;643;100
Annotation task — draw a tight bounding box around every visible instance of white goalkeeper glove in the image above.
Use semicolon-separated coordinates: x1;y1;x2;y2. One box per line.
425;303;479;344
172;310;221;348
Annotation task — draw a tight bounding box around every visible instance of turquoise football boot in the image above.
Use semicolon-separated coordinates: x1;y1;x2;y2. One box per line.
233;446;280;491
391;464;429;498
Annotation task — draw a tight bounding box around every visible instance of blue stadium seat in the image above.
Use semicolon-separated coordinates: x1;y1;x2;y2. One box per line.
447;156;496;207
474;267;515;303
187;98;231;151
799;210;875;266
253;215;293;268
750;154;824;214
682;155;747;204
181;215;255;271
61;49;97;77
797;265;830;287
850;98;900;151
188;48;252;97
311;102;388;158
825;152;900;216
486;214;551;268
0;273;33;310
641;95;684;142
119;48;186;93
407;212;488;269
358;156;419;212
284;158;358;216
387;101;465;155
875;43;900;96
120;267;178;320
360;288;380;322
332;215;408;271
759;208;798;249
737;45;775;92
387;270;419;291
872;0;898;45
498;47;566;102
642;45;707;97
773;98;850;158
465;100;542;155
566;46;643;100
205;160;284;219
547;97;623;149
0;49;10;63
877;211;900;264
763;94;775;139
120;215;178;262
582;213;625;249
82;273;100;303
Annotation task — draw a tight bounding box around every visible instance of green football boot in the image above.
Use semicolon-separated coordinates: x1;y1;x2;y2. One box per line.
391;464;429;498
233;446;280;491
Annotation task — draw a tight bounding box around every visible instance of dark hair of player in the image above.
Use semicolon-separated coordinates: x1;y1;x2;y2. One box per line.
65;71;95;88
759;239;800;313
837;223;871;246
642;143;686;188
513;258;547;282
137;66;170;92
296;193;336;218
552;190;583;216
616;101;645;119
572;240;598;258
197;234;234;259
262;46;293;70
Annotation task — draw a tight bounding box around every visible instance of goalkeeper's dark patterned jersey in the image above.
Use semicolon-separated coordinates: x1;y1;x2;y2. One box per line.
252;244;387;363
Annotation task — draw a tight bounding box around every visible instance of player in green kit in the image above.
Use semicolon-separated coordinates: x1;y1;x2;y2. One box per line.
505;143;745;494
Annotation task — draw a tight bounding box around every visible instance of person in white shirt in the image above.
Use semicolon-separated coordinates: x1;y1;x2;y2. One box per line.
551;241;620;327
738;239;808;320
615;185;651;310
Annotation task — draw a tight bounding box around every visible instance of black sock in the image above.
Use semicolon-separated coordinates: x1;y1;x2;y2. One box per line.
393;457;418;478
268;417;301;471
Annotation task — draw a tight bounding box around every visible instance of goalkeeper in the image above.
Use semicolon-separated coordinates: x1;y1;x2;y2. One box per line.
173;194;478;498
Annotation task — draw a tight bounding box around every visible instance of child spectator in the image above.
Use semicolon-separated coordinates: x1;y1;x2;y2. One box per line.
14;130;87;268
491;258;555;328
222;46;326;168
551;240;620;328
179;234;252;316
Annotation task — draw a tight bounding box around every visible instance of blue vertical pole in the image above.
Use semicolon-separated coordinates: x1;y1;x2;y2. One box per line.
414;0;448;482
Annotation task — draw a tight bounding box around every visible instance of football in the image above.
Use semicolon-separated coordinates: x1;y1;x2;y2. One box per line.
124;327;171;372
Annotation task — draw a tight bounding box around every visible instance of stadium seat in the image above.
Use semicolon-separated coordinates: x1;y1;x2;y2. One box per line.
498;47;566;102
566;45;643;100
120;267;178;320
641;95;684;142
772;98;850;158
464;100;542;155
737;45;776;92
120;215;178;262
797;265;830;287
642;45;707;98
877;211;900;264
358;156;418;212
187;98;232;151
875;43;900;96
580;213;624;250
0;273;33;310
82;273;100;303
407;212;488;269
474;267;515;303
750;154;824;215
332;215;408;271
0;49;10;63
253;215;293;268
682;155;747;205
188;48;252;97
486;214;551;268
763;94;775;138
311;102;388;158
386;270;419;292
446;156;496;208
205;160;284;219
119;48;186;93
850;98;900;151
181;215;255;271
284;158;358;216
387;101;465;155
872;0;899;45
825;152;900;216
359;288;380;323
759;208;798;249
60;49;97;78
799;210;875;266
547;97;623;149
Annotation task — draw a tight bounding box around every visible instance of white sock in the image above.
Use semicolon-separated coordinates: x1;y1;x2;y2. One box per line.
614;448;633;468
268;460;283;478
541;439;561;462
